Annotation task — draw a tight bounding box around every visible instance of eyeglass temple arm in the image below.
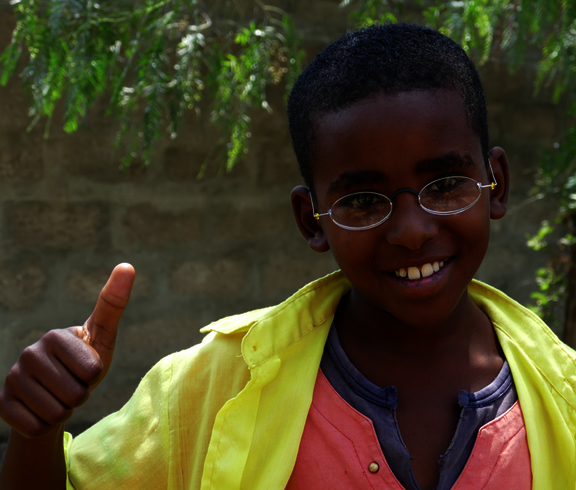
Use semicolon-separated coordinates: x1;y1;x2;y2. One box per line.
309;191;330;220
482;160;498;190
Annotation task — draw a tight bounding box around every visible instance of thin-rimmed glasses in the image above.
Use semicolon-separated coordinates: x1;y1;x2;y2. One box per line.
312;162;498;231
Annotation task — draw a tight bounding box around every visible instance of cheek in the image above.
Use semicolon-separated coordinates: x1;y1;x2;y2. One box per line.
324;228;378;269
453;206;491;259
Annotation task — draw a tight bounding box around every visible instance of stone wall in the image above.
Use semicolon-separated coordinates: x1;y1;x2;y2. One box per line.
0;1;565;441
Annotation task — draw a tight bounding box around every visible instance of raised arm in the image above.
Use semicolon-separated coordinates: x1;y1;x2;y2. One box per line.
0;263;135;490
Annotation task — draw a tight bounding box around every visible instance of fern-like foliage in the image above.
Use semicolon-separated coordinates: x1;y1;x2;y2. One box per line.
1;0;304;171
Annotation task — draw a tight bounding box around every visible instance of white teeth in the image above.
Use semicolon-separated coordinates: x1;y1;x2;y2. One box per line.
394;260;447;280
421;263;434;278
407;267;420;280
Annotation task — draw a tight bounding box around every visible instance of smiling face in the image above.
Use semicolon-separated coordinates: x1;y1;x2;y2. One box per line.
296;90;509;329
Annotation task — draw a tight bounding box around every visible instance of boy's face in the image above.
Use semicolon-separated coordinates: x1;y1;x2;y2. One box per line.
291;90;509;328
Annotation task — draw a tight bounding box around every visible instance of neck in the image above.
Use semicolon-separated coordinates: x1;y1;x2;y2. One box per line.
334;285;502;384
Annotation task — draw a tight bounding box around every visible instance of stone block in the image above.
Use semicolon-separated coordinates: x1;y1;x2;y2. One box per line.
0;266;45;310
170;259;249;296
163;103;243;181
164;146;219;180
117;318;201;368
163;145;247;181
65;269;151;304
0;78;34;132
121;204;199;246
261;256;337;294
7;202;104;248
256;134;303;189
0;132;43;182
55;129;148;183
211;206;288;241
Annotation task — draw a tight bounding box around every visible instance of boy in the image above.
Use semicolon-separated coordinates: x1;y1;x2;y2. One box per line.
1;23;575;490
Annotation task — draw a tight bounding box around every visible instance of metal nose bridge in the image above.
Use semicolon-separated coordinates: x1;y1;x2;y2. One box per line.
389;188;420;201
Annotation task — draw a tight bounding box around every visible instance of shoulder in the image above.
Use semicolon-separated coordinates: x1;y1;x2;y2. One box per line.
166;329;252;401
469;279;575;358
166;270;351;393
469;279;576;408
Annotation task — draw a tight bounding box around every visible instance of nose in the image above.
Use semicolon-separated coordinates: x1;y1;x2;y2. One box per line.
384;192;439;250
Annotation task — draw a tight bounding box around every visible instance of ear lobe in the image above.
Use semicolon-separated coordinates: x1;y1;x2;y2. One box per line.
487;147;510;220
290;185;330;253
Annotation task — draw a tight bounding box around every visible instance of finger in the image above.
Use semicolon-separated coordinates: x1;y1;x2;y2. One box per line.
9;376;74;427
0;391;54;439
27;329;102;387
83;263;135;357
27;349;92;409
0;380;72;439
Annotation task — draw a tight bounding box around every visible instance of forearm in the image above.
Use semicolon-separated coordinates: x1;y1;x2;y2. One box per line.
0;426;66;490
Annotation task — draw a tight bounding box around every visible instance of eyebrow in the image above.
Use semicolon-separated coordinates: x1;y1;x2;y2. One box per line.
415;151;477;174
326;152;477;196
327;170;386;196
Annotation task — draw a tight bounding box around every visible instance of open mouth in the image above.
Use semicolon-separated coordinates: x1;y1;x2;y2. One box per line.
394;259;448;280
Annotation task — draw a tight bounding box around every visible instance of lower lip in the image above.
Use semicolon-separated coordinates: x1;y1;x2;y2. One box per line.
388;258;452;292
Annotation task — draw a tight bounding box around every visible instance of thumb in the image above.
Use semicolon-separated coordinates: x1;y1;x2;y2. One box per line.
81;263;135;385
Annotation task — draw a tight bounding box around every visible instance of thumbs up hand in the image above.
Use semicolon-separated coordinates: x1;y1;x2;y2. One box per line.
0;263;135;439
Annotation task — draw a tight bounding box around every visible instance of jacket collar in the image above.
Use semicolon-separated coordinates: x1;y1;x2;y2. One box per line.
201;270;351;368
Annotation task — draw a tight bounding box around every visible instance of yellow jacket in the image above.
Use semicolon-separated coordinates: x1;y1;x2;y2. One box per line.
66;271;576;490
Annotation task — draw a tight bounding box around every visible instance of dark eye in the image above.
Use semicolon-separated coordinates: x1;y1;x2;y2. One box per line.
337;193;385;210
426;177;465;194
420;176;479;213
331;192;392;228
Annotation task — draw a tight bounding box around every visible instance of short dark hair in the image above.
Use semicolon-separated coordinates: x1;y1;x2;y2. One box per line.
287;23;489;192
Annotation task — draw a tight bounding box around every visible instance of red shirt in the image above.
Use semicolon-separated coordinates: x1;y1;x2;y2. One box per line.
287;370;531;489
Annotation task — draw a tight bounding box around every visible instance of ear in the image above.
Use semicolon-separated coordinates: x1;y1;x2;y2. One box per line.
290;185;330;253
487;147;510;220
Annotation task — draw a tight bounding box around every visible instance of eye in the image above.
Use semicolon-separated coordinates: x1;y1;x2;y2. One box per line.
426;177;467;194
420;176;479;213
331;192;392;228
336;192;387;210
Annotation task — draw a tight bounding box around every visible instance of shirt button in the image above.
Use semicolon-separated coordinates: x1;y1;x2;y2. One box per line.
368;462;380;473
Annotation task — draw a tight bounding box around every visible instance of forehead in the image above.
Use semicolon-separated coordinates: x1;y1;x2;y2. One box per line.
312;90;482;195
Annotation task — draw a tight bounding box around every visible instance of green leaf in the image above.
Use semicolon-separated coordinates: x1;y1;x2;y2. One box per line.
0;0;303;174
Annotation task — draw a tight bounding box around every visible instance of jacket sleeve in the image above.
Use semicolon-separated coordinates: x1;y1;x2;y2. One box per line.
65;351;173;490
64;330;250;490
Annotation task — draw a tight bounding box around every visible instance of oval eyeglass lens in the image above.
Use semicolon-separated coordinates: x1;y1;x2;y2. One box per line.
420;177;479;213
332;192;392;228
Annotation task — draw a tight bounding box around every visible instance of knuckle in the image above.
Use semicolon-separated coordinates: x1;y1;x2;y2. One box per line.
19;328;67;364
0;405;46;439
41;328;66;346
43;405;68;426
19;345;38;364
5;365;24;391
81;355;103;382
66;385;90;408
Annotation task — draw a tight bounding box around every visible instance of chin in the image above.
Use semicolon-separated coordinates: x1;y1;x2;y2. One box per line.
364;287;469;330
